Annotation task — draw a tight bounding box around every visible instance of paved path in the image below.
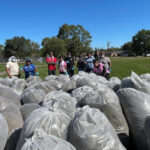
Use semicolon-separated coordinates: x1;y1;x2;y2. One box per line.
0;71;6;76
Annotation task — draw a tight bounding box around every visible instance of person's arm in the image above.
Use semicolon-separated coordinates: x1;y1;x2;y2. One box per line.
108;58;111;68
46;58;53;65
54;58;57;65
6;67;12;78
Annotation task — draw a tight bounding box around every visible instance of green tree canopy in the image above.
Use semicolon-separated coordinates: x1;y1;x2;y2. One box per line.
41;36;67;57
132;29;150;55
4;36;40;58
0;45;4;58
57;24;92;56
121;42;132;51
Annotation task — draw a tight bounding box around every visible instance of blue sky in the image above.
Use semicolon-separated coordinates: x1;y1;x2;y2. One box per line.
0;0;150;48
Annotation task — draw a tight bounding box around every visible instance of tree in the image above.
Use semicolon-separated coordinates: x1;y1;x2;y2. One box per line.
0;45;4;58
41;36;67;57
57;24;92;56
121;42;132;51
132;29;150;55
4;36;40;58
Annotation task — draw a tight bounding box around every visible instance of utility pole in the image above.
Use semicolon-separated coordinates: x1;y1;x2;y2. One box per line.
107;41;111;50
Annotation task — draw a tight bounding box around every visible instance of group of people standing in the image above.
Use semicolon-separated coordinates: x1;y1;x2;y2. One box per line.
46;51;111;80
77;51;111;80
5;51;111;80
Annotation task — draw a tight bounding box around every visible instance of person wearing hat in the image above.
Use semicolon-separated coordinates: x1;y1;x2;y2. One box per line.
23;59;38;79
6;56;20;78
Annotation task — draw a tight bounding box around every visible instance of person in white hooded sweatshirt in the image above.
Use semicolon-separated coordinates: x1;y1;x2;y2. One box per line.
6;56;20;78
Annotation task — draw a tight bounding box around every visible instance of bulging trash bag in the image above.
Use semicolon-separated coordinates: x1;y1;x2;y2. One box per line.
21;82;56;104
61;81;76;92
46;80;62;90
140;73;150;82
82;86;129;136
144;116;150;150
70;75;79;83
42;91;77;119
78;71;88;76
121;71;150;95
16;107;71;150
20;103;40;121
0;96;23;150
71;86;94;104
76;76;98;89
10;78;26;95
117;88;150;150
26;76;42;87
56;74;70;83
45;75;57;81
0;113;8;150
89;72;109;85
0;84;21;107
21;129;76;150
109;77;121;91
0;77;12;87
68;106;126;150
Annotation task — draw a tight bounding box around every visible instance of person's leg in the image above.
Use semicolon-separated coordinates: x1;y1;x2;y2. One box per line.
48;70;52;75
53;70;56;75
71;70;74;77
105;73;110;80
67;68;71;76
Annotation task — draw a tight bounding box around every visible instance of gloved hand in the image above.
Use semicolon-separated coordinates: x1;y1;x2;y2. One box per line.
20;67;23;71
36;72;39;76
108;68;112;72
72;67;74;71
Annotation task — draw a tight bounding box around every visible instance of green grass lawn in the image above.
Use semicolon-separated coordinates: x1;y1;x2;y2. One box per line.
0;57;150;79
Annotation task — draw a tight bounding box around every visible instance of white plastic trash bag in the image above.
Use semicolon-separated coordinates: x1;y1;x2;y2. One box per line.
82;86;129;136
16;107;71;150
21;129;76;150
117;88;150;150
0;113;8;150
61;81;76;92
21;82;56;104
20;103;40;121
121;72;150;95
68;106;126;150
0;96;23;150
0;84;21;107
71;86;94;104
42;91;77;119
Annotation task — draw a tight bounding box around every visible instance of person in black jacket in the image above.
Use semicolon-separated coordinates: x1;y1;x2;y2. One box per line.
65;53;74;77
77;55;85;72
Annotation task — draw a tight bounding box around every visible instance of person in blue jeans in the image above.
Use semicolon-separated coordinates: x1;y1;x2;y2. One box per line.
85;53;95;72
23;59;38;79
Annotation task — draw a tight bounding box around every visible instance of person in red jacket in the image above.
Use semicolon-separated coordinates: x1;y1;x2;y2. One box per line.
46;51;57;75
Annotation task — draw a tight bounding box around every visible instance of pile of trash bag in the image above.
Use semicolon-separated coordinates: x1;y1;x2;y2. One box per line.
1;71;150;150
